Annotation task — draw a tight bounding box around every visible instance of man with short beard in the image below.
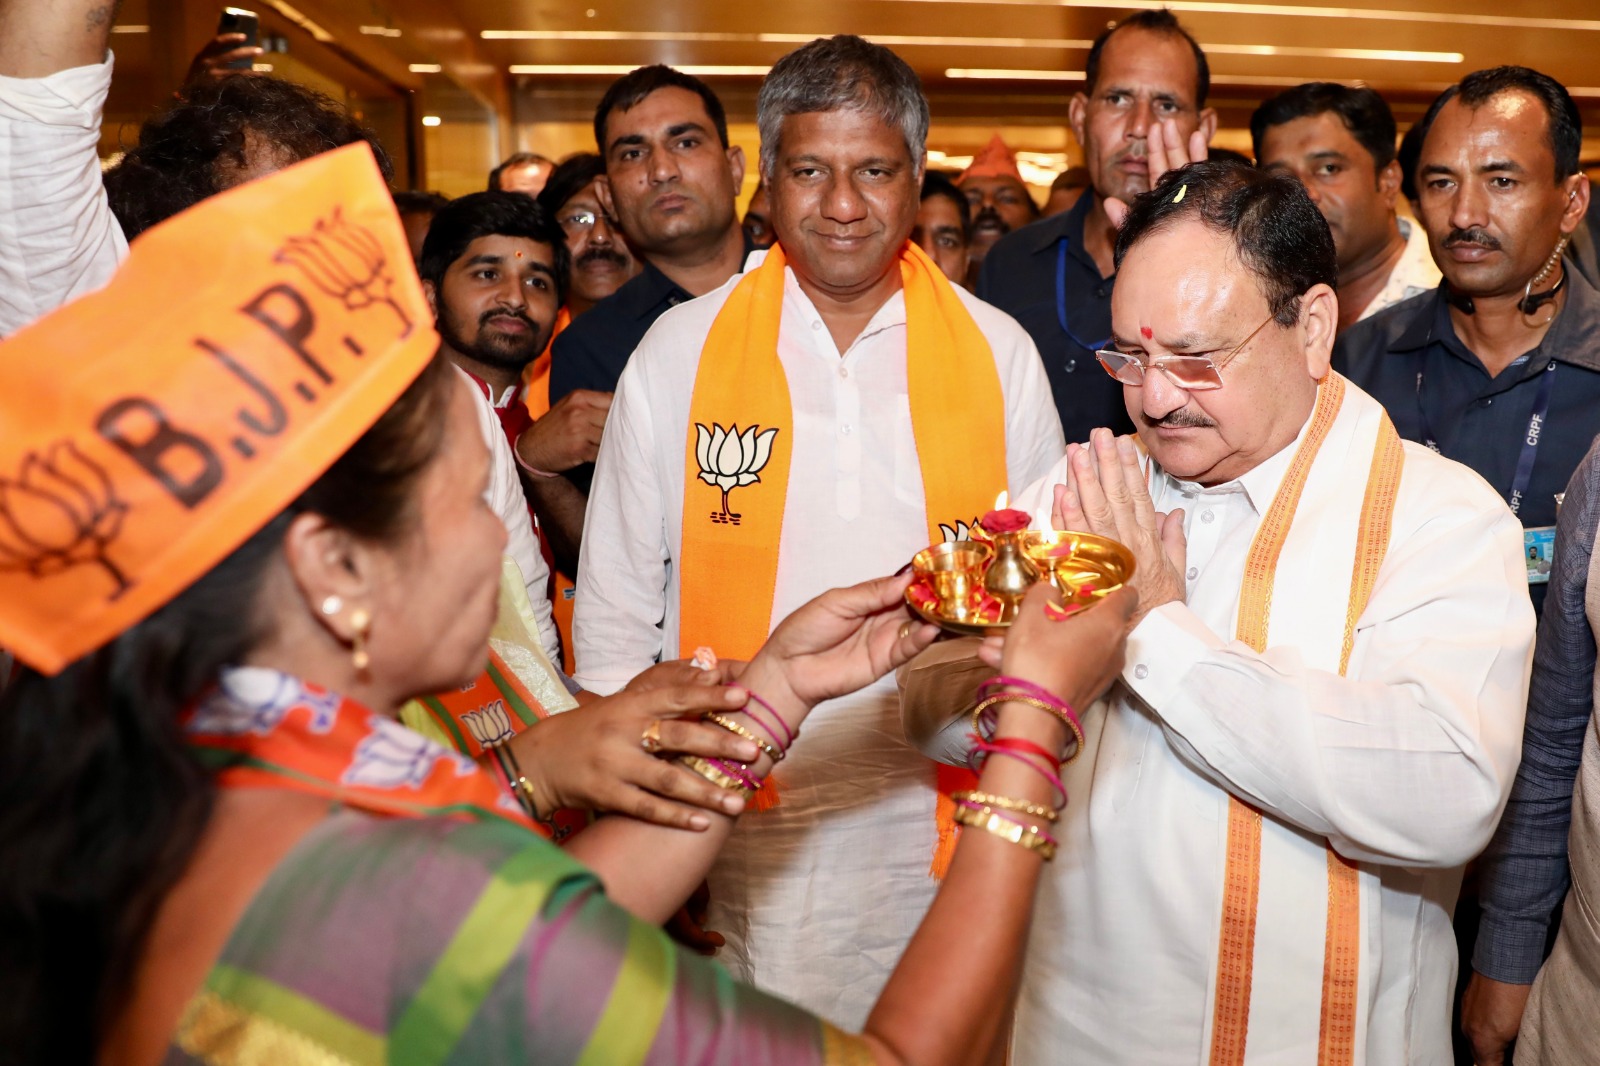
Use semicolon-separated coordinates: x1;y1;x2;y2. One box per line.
1335;67;1600;616
420;192;569;450
976;10;1216;444
956;134;1038;287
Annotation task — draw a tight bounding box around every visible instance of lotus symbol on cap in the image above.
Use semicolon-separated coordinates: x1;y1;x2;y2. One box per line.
0;441;131;598
276;207;414;337
695;423;778;525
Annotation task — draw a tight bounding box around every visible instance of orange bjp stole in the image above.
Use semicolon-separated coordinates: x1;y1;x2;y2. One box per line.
677;241;1007;873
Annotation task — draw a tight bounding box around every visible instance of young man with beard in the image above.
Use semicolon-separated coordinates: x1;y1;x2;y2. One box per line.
955;134;1038;288
976;10;1216;444
417;192;570;664
1252;83;1440;332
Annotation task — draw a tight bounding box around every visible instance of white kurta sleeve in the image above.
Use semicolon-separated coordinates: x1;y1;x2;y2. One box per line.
1121;491;1534;870
572;351;670;695
459;369;560;666
0;54;128;337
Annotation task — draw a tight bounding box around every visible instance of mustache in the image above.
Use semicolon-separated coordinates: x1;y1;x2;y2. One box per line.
1147;408;1217;430
1444;227;1501;251
480;308;534;329
973;205;1008;229
578;246;629;268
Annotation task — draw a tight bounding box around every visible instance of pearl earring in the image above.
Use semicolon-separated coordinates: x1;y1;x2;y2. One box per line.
320;595;343;616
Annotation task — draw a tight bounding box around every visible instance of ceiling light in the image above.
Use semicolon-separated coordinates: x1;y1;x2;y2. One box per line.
898;0;1600;33
251;63;275;72
110;25;148;34
359;25;401;37
945;68;1085;81
408;63;443;73
421;116;442;127
509;64;770;76
1207;44;1462;62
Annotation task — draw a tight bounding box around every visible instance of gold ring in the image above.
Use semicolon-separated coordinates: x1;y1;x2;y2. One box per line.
898;620;915;639
640;719;664;754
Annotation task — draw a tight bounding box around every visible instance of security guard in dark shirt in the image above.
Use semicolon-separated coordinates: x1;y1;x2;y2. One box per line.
977;10;1215;444
1335;66;1600;614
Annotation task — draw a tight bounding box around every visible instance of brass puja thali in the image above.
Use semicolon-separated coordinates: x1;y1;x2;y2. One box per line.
905;501;1136;637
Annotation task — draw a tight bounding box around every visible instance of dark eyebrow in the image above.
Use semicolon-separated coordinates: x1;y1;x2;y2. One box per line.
463;253;504;268
1479;159;1525;174
1308;150;1348;162
607;133;645;154
665;121;710;139
1419;163;1456;178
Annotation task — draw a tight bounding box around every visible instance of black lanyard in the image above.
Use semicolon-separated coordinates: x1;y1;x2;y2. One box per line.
1056;239;1112;354
1415;358;1556;517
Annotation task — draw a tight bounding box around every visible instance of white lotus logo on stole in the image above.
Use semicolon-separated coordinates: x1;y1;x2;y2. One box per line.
461;702;514;748
695;423;777;526
938;518;982;543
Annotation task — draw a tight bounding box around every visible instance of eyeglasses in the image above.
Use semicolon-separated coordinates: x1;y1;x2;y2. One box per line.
558;209;618;235
1094;312;1276;391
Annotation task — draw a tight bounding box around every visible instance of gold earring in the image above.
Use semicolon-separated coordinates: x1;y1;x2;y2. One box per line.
349;607;372;672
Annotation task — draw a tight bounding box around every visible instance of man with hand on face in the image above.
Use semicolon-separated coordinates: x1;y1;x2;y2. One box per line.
1253;82;1440;332
575;35;1062;1026
955;134;1038;287
977;10;1216;446
1335;67;1600;616
982;160;1534;1064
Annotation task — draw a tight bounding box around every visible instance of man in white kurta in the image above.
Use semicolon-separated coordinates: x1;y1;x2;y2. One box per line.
999;161;1534;1063
574;40;1062;1028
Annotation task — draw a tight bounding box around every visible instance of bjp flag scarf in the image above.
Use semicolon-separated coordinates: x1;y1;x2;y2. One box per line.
678;240;1006;875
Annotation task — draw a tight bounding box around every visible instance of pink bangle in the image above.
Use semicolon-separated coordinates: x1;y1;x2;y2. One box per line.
511;431;559;479
736;686;797;749
979;676;1076;718
706;757;763;791
969;734;1068;809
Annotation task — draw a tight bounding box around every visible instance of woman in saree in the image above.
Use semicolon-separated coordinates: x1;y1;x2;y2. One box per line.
0;159;1133;1066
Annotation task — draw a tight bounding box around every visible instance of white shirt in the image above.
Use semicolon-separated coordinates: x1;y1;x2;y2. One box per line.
1008;389;1533;1064
1356;216;1441;322
575;252;1063;1025
458;367;560;666
0;54;124;338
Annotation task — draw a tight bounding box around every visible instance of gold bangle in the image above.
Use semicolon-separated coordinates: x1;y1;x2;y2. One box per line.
678;755;760;797
491;740;546;821
951;803;1057;860
951;789;1057;822
702;712;785;763
970;693;1085;764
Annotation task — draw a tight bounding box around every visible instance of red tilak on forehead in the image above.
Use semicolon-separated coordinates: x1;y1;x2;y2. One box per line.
1141;326;1153;339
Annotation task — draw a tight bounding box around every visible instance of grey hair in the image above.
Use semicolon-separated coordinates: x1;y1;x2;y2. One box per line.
756;35;929;180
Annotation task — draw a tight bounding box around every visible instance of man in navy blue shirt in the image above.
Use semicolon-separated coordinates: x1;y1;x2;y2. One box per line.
515;65;754;557
1334;67;1600;616
976;10;1215;444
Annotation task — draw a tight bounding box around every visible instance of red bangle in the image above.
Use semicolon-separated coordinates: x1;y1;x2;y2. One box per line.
984;735;1060;765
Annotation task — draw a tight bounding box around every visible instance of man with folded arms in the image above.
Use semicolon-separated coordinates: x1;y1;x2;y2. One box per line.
574;35;1062;1025
986;160;1532;1063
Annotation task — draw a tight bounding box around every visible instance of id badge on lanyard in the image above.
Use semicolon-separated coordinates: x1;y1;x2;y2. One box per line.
1416;359;1556;583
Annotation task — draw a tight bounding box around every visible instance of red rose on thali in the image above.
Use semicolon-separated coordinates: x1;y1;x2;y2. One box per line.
979;508;1031;534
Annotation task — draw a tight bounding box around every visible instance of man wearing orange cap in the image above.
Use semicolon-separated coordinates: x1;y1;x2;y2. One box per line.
956;133;1040;288
977;10;1216;445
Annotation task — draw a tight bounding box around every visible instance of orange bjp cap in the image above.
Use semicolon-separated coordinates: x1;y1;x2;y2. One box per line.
0;144;439;675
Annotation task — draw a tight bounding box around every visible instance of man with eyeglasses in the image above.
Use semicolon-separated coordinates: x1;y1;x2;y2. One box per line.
961;160;1533;1063
975;10;1215;445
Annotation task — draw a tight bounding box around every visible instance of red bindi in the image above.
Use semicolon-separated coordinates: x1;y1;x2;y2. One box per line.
1140;326;1153;339
515;251;524;259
